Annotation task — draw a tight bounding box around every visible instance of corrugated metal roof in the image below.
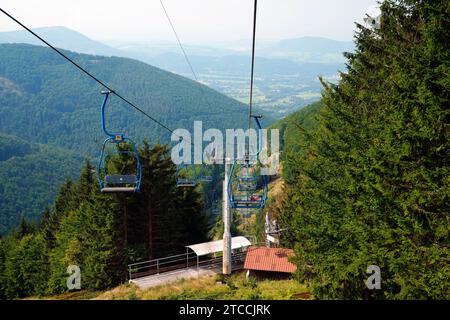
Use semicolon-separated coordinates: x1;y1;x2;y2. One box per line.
186;236;251;256
244;246;296;273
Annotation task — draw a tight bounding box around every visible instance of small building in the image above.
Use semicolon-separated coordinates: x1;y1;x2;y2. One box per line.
186;236;251;258
128;236;252;284
244;246;296;279
185;236;252;271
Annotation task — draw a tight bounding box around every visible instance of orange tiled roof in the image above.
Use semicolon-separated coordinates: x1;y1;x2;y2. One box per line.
244;246;297;273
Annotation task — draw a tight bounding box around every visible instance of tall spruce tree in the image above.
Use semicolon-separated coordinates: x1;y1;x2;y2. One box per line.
47;160;124;292
44;144;209;293
280;0;449;299
2;233;49;298
128;143;209;259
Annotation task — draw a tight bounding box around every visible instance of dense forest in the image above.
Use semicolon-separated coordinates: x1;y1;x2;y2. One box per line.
270;101;323;184
278;0;449;299
0;142;209;298
0;44;273;156
0;133;81;235
0;44;273;235
0;0;448;300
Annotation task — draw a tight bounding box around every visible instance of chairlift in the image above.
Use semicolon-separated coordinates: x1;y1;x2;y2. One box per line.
198;163;213;183
176;163;197;187
237;169;258;192
199;145;217;183
97;91;142;193
227;115;268;209
228;160;267;209
175;137;197;187
211;198;221;215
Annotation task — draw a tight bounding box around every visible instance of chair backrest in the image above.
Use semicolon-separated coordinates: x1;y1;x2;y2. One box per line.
239;176;256;183
176;177;197;187
105;174;137;185
238;183;257;191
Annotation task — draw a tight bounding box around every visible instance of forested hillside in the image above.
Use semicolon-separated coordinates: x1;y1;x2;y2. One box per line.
0;44;272;156
0;26;123;57
0;133;81;235
0;0;448;301
0;44;272;234
270;101;322;182
264;101;323;231
279;0;449;299
0;28;351;117
0;143;208;298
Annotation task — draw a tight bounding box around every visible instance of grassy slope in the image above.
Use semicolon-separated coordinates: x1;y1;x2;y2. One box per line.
28;272;310;300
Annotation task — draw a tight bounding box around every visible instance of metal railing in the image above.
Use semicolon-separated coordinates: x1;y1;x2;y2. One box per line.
128;252;197;280
128;251;248;280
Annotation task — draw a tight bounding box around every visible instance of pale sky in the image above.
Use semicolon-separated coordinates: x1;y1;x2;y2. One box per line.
0;0;379;43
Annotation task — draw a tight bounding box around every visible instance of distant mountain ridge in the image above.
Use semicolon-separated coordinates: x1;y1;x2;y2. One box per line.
259;37;354;63
275;37;354;53
0;26;123;57
0;27;353;63
0;27;349;116
146;52;343;77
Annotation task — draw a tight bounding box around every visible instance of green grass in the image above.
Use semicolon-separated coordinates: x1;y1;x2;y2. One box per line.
25;290;101;300
101;272;310;300
29;272;310;300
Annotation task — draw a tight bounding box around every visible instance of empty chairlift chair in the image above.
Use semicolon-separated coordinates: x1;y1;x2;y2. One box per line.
199;163;213;183
199;146;217;183
211;188;221;215
228;156;267;209
237;174;258;192
97;91;142;193
174;137;197;187
176;163;197;187
98;139;142;193
227;115;268;209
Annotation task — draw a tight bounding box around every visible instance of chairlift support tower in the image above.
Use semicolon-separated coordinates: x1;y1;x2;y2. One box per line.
222;157;232;275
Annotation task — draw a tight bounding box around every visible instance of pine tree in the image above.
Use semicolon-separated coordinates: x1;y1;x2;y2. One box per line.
14;216;34;239
127;142;210;259
280;0;449;299
2;142;211;297
43;180;76;249
2;233;49;298
77;159;95;200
